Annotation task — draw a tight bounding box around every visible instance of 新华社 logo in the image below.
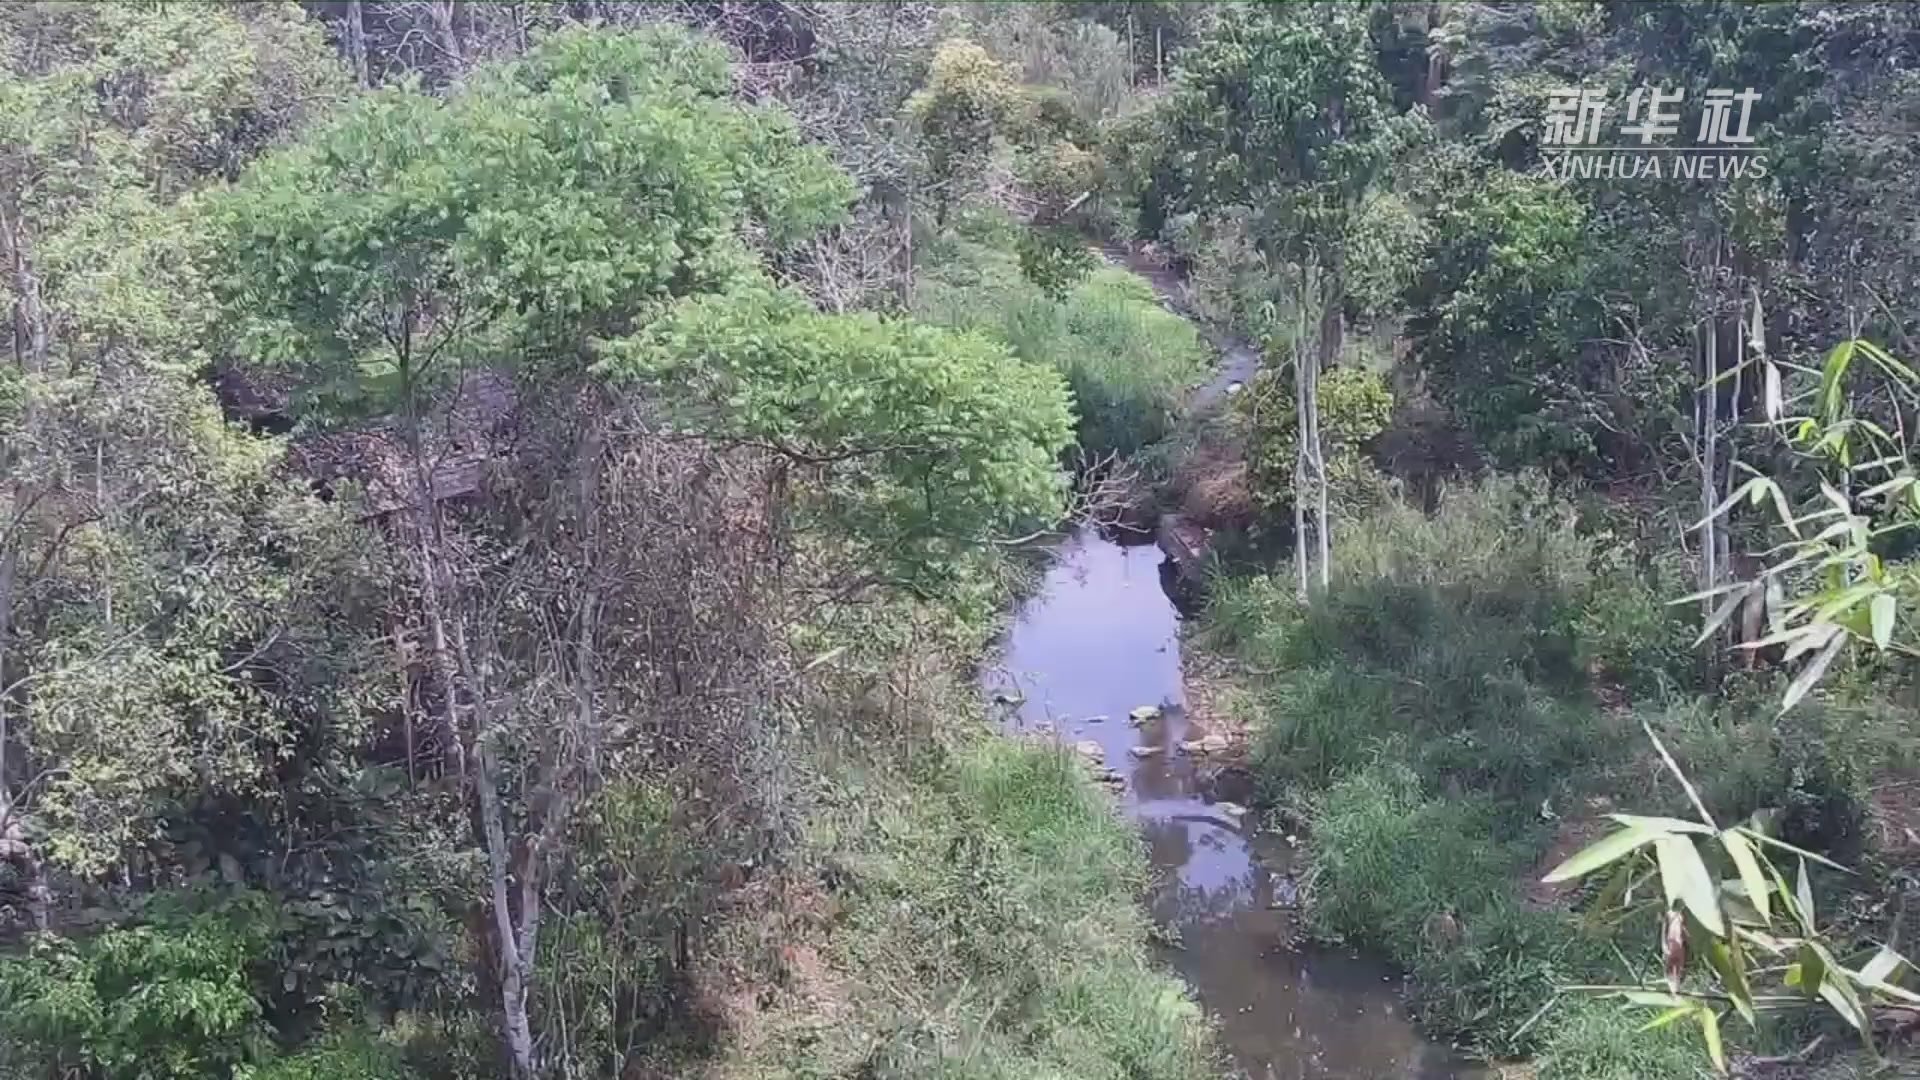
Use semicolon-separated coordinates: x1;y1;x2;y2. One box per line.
1539;86;1768;181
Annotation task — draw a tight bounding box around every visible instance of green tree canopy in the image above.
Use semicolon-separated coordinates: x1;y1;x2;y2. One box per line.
211;25;854;422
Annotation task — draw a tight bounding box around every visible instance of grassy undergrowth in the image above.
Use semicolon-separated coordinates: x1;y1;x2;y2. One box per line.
1197;476;1914;1077
915;211;1210;460
711;733;1214;1080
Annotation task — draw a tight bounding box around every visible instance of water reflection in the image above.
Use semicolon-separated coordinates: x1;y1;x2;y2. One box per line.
988;529;1476;1080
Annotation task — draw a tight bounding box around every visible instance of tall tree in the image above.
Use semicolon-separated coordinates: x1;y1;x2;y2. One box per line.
1150;2;1423;590
213;23;1073;1073
0;1;346;931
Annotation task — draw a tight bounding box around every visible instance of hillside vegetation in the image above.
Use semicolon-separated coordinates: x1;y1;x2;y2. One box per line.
2;3;1918;1079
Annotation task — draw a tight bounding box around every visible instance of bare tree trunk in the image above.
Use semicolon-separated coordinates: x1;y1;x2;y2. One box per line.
431;0;466;70
1300;266;1333;592
346;0;371;86
1127;10;1137;84
1293;303;1311;604
1698;306;1721;673
1316;287;1344;370
1421;2;1449;107
0;546;40;932
1309;354;1329;591
475;739;537;1078
1719;298;1742;609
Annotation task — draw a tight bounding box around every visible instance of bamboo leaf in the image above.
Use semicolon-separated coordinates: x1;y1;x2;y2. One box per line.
1781;630;1847;713
1720;830;1770;923
1543;823;1660;883
1859;945;1906;987
1856;973;1920;1006
1609;813;1715;835
1738;827;1850;872
1670;579;1753;607
1657;835;1724;936
1871;593;1897;650
1812;943;1872;1044
1692;476;1766;532
1819;339;1857;422
1860;474;1916;501
1820;480;1854;517
1695;588;1750;647
1796;857;1816;935
1767;479;1801;537
1697;1007;1727;1074
1705;938;1755;1026
1638;1004;1694;1032
1790;943;1824;999
1620;989;1692;1008
1857;339;1919;383
1782;621;1842;664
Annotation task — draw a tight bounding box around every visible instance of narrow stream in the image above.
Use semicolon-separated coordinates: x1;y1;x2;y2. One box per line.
986;529;1476;1080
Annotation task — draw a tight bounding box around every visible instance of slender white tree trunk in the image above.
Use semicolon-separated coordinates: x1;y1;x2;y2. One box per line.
1311;357;1329;592
346;0;370;86
1293;305;1311;603
1699;313;1720;617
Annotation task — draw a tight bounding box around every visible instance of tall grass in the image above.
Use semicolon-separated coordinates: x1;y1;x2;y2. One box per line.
1194;476;1737;1073
714;736;1215;1080
1209;476;1642;812
1197;475;1920;1074
916;215;1210;460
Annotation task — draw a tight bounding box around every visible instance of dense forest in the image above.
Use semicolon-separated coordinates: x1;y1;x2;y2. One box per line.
0;3;1917;1079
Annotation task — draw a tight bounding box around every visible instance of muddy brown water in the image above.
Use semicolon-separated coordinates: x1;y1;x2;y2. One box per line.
986;528;1481;1080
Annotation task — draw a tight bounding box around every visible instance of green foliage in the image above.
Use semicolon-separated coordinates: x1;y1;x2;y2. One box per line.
0;910;273;1080
1402;164;1628;471
212;24;852;420
1224;478;1623;806
1695;341;1920;712
1649;696;1878;862
1015;225;1098;301
1299;762;1645;1059
1532;997;1703;1080
1239;364;1393;520
1577;541;1697;699
247;1032;420;1080
0;0;388;886
741;737;1212;1080
536;782;713;1073
1305;763;1532;953
1148;3;1416;255
907;40;1023;221
915;223;1209;460
1198;480;1771;1063
598;278;1073;573
1541;723;1920;1074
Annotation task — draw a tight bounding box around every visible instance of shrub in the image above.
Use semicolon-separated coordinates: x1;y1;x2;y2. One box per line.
0;912;272;1080
248;1032;420;1080
1205;477;1726;1061
916;219;1210;460
1239;479;1629;809
1648;694;1876;863
1304;764;1533;956
1239;363;1396;523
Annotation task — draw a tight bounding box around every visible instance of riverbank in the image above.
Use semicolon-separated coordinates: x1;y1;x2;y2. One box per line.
1186;478;1920;1079
987;528;1472;1079
702;729;1217;1080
